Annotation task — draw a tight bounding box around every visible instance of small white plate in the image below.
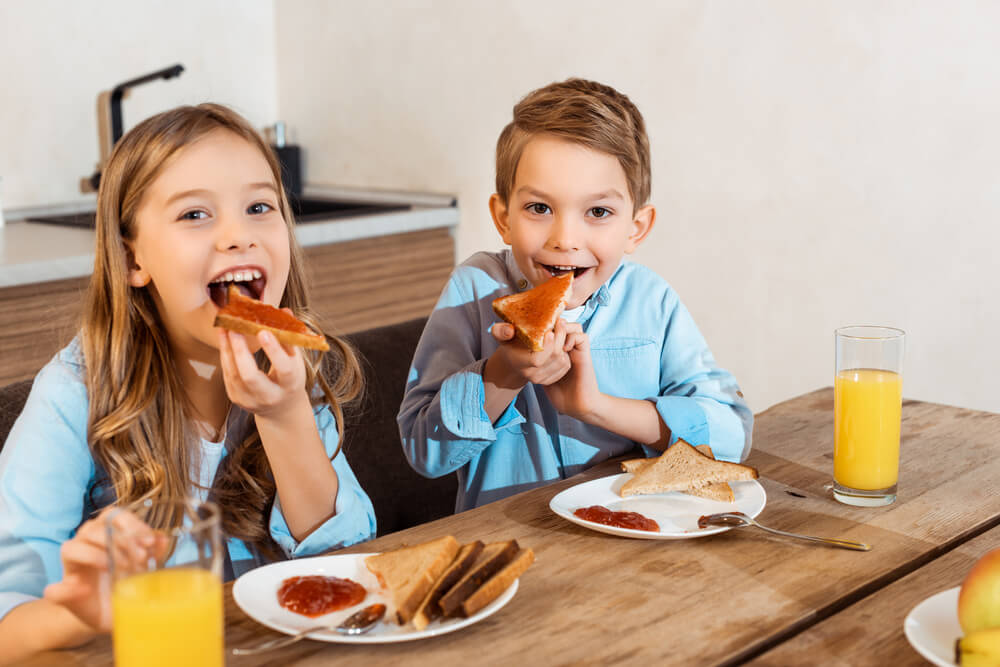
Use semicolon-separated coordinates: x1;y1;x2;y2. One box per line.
549;473;767;539
904;587;960;666
232;552;518;643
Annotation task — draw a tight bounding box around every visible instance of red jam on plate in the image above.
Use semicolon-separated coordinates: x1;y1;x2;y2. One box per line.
277;575;367;617
573;505;660;532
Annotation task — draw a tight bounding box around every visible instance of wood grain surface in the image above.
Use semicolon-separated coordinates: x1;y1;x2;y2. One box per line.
16;389;1000;666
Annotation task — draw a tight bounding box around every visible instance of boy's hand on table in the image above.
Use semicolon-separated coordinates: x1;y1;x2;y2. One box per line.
485;318;572;389
543;325;603;420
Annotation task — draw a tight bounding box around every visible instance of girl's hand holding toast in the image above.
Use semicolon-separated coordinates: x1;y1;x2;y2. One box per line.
218;324;310;422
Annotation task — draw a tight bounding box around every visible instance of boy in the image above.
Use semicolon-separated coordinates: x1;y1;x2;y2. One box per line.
398;78;752;511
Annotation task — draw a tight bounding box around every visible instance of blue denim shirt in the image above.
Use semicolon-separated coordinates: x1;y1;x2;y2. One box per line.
0;339;377;621
398;250;753;512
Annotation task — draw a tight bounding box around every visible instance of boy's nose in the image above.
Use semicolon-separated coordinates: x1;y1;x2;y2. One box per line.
547;215;580;252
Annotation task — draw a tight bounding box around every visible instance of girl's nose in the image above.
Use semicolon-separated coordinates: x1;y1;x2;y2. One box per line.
547;215;580;252
216;213;257;251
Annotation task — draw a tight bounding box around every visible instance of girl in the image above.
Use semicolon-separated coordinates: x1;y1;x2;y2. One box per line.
0;104;376;657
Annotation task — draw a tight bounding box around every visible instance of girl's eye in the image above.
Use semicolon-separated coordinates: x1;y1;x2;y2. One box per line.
247;202;274;215
179;210;208;221
589;207;612;219
527;203;551;215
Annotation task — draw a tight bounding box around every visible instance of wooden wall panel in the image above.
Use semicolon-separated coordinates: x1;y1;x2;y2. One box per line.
0;228;454;386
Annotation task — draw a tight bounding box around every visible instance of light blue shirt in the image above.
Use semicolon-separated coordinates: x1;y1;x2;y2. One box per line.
0;339;377;621
398;250;753;512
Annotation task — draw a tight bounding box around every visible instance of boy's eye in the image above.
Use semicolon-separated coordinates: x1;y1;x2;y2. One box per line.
589;207;612;219
527;203;551;215
247;202;274;215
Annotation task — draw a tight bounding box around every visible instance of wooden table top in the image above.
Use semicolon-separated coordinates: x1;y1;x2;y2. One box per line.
21;388;1000;666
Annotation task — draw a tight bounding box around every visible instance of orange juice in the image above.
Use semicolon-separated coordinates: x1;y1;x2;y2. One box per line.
834;368;902;490
111;567;223;667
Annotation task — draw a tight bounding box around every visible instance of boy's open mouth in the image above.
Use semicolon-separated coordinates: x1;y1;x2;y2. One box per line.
541;264;591;279
208;268;266;308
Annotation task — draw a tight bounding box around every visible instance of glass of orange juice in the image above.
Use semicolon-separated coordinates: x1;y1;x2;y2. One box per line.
833;326;905;506
107;498;223;667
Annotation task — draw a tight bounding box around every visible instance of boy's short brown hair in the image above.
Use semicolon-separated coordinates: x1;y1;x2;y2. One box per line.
495;78;651;210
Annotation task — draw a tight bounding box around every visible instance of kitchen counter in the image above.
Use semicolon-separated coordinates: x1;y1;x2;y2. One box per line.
0;184;459;288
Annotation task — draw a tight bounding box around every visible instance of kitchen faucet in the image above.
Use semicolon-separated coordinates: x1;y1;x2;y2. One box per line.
84;64;185;192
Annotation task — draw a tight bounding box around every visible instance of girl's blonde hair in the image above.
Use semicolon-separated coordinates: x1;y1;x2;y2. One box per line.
83;103;362;559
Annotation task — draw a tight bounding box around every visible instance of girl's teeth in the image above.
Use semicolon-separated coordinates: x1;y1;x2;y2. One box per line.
252;269;262;279
223;272;234;283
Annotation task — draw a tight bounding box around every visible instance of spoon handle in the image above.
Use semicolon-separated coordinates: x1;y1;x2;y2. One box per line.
231;624;327;655
751;522;871;551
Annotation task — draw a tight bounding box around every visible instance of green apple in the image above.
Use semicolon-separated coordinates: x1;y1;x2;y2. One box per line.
959;547;1000;634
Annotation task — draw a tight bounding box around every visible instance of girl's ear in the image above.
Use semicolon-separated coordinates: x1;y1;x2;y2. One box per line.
489;193;513;244
624;205;656;254
125;242;151;287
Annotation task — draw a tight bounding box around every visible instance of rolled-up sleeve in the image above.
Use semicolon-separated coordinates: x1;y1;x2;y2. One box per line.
398;263;525;479
646;292;753;462
0;352;94;621
268;406;376;557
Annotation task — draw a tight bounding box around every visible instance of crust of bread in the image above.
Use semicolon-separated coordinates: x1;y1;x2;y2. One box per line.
412;541;484;631
620;445;736;502
619;440;757;498
439;540;519;617
364;535;461;625
460;547;535;617
492;273;573;351
213;285;329;351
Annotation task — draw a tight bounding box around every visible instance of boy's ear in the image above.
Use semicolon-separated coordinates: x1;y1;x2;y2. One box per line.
489;193;513;244
624;204;656;254
124;242;151;287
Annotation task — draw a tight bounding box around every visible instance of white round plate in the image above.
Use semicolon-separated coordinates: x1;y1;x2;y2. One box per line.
904;587;960;666
232;552;518;643
549;473;767;539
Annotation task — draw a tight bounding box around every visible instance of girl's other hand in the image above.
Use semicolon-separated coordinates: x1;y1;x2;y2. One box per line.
43;508;166;632
218;325;309;420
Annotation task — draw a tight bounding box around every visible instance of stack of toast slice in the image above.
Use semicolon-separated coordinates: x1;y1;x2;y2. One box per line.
619;440;758;500
365;535;534;630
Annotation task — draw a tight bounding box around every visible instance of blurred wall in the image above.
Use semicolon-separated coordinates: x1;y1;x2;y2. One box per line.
275;0;1000;414
0;0;279;209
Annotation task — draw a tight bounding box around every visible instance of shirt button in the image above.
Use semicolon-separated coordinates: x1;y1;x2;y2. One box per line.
517;279;528;289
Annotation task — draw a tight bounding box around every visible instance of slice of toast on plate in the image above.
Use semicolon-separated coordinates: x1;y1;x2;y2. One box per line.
412;540;484;631
619;440;757;498
438;540;519;618
460;547;535;617
364;535;461;625
620;445;736;502
491;273;573;351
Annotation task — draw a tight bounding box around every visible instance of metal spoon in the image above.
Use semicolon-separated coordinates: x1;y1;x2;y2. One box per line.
698;512;871;551
231;603;386;655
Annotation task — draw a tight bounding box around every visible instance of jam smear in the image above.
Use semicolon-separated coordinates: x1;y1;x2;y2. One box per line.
277;575;367;617
219;285;312;333
574;505;660;532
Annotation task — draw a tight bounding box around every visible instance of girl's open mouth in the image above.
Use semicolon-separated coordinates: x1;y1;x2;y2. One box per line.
541;264;591;279
207;268;266;307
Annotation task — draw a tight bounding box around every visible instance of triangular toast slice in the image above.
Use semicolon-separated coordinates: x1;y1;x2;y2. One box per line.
439;540;519;617
491;273;573;351
364;535;460;624
412;540;484;630
620;445;735;502
213;284;329;351
460;547;535;617
619;440;757;497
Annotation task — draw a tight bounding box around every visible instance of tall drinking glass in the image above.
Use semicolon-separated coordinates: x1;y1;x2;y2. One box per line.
833;326;905;506
107;498;223;667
